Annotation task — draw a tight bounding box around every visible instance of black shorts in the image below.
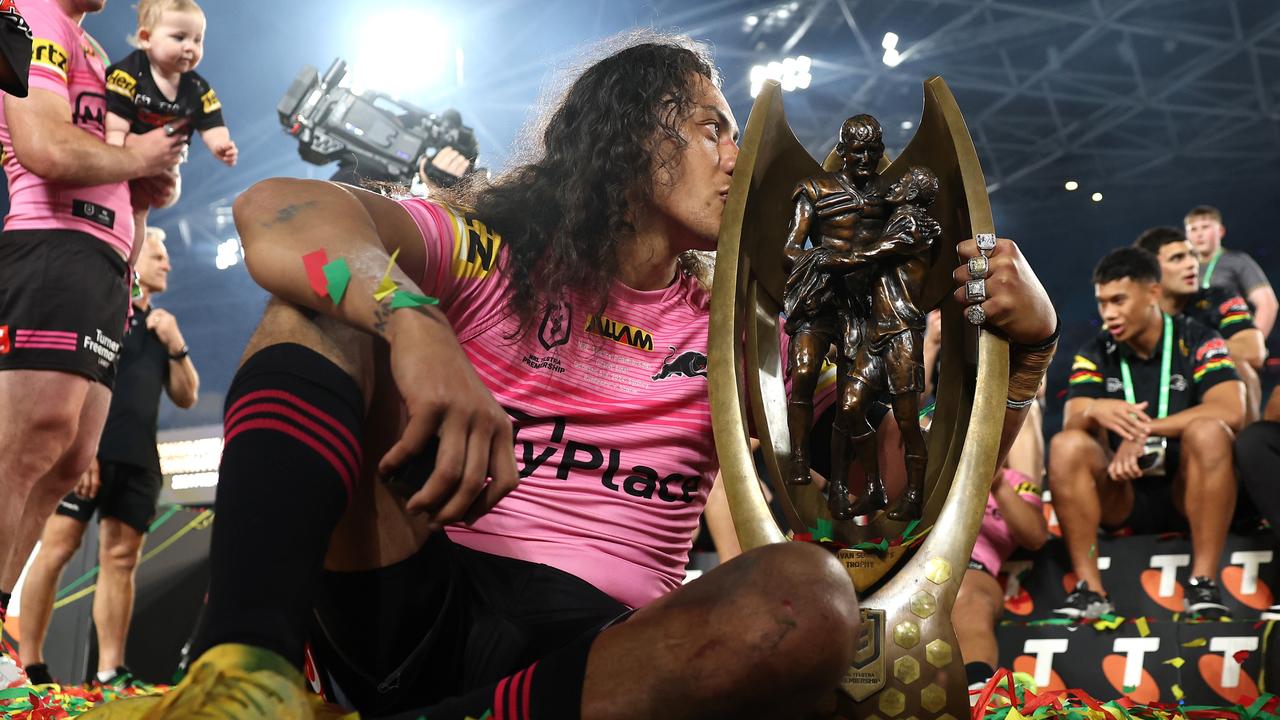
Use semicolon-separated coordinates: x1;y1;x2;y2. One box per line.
1105;440;1189;535
309;532;628;716
0;229;130;387
55;460;164;534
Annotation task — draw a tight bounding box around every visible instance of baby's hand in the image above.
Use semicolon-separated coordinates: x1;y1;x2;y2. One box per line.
213;139;238;167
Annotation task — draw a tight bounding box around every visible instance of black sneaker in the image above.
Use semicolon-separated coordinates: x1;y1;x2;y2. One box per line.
24;662;53;685
1053;580;1114;619
1183;576;1231;620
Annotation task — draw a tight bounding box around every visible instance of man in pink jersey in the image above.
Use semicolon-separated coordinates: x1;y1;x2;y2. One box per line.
85;35;1058;720
0;0;186;688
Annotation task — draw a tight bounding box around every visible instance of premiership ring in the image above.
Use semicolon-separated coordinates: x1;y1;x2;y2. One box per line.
965;304;987;325
976;233;997;256
965;278;987;304
967;255;990;279
164;124;176;137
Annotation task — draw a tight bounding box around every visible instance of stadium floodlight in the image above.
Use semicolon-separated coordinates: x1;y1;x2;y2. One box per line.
750;55;812;98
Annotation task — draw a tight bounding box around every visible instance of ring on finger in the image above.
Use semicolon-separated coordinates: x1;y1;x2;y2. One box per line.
967;255;990;279
965;278;987;304
164;124;176;137
965;304;987;326
976;233;997;257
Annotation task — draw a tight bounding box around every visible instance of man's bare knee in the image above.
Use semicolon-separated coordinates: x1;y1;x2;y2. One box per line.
100;539;141;573
245;299;376;408
1049;431;1102;488
737;543;860;672
36;527;83;568
1182;417;1233;461
6;408;81;488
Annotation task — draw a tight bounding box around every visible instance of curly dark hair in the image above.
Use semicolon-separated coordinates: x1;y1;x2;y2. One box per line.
449;33;720;334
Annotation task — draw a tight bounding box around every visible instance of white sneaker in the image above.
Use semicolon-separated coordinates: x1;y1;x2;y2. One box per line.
0;652;29;690
1263;604;1280;621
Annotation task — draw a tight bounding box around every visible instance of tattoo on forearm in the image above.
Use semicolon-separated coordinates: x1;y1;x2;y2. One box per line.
372;300;437;336
373;302;392;336
262;200;320;228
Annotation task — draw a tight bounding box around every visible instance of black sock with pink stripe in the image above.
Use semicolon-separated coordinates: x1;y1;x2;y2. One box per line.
381;631;594;720
193;343;364;670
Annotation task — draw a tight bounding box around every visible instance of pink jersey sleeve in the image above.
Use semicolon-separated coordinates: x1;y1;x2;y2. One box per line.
23;0;73;98
396;196;512;342
971;468;1041;577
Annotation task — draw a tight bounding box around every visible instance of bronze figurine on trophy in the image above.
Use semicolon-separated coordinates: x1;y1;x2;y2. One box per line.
783;112;941;523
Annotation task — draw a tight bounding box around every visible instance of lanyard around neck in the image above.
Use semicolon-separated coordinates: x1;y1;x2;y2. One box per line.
1201;250;1222;289
1119;313;1173;419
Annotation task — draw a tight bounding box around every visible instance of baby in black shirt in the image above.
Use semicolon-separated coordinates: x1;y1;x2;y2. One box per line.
104;0;235;248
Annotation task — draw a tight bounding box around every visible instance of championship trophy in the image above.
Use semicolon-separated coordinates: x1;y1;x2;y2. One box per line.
708;77;1008;718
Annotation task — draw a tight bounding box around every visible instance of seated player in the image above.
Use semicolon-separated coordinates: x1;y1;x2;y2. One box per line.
1134;226;1267;423
84;34;1059;720
1050;248;1244;620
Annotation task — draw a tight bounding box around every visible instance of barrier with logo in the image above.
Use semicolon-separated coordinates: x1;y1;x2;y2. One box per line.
1001;532;1278;622
993;528;1277;705
998;619;1272;706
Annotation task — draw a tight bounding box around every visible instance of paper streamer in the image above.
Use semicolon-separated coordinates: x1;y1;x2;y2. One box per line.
322;257;351;306
302;249;329;297
1135;617;1150;638
373;248;401;301
389;290;439;309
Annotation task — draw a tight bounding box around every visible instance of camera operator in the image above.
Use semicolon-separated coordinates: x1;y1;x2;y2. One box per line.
1049;247;1244;621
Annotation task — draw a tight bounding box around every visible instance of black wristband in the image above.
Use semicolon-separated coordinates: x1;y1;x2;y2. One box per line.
169;344;190;361
1016;315;1060;353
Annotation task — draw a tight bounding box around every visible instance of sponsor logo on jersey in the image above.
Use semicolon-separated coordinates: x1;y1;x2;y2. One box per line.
0;325;9;354
73;91;105;130
200;88;221;114
506;407;702;504
1195;337;1229;361
106;68;137;99
448;213;501;280
31;38;69;81
585;314;654;352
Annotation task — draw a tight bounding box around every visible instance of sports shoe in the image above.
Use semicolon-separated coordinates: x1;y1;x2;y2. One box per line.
1053;580;1114;619
94;665;163;698
1262;604;1280;621
25;661;54;686
1183;576;1231;621
0;651;28;690
78;644;326;719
